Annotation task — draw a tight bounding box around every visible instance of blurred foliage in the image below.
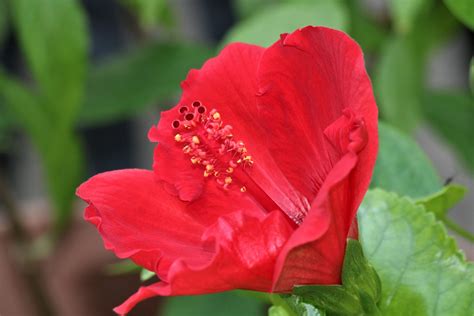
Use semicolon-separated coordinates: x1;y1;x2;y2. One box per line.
345;0;388;54
375;4;459;133
81;43;212;126
422;91;474;172
119;0;174;29
371;123;441;198
444;0;474;29
0;0;7;46
223;0;348;47
386;0;432;33
470;58;474;93
162;291;264;316
1;0;88;233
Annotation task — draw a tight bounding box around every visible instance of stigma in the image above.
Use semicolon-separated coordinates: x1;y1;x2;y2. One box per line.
171;101;253;192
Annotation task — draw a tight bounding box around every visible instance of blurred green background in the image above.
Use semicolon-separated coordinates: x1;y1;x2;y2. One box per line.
0;0;472;315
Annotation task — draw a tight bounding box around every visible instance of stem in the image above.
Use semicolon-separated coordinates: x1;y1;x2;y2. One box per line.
443;217;474;243
0;172;56;316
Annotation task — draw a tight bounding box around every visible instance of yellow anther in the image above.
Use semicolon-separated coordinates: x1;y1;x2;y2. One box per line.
192;135;200;144
243;155;252;162
214;171;220;177
182;145;191;154
226;167;234;173
204;170;211;177
206;164;214;172
240;186;247;192
238;147;247;153
174;134;182;142
224;176;232;184
190;156;200;164
237;159;242;164
212;112;221;120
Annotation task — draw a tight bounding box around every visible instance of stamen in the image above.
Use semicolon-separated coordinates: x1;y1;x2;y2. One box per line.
192;136;200;144
172;101;254;191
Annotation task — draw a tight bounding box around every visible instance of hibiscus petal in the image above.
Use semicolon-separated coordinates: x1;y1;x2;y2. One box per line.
149;43;264;202
257;26;378;203
263;27;378;289
76;169;212;277
150;42;311;223
113;210;293;315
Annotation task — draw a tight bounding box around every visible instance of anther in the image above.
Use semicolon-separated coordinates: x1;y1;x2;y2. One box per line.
226;167;234;173
174;134;182;142
240;186;247;193
190;157;200;164
224;176;232;185
192;136;200;144
205;164;214;172
212;112;221;120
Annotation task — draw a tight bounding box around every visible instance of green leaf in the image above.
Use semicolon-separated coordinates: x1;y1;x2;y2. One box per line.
10;0;88;126
43;130;84;232
80;43;212;127
415;184;474;242
387;0;432;33
106;259;140;275
293;240;381;316
422;90;474;172
358;190;474;315
221;1;348;47
444;0;474;29
140;268;155;282
282;295;324;316
374;4;458;133
415;184;467;219
162;291;264;316
293;286;361;316
375;36;421;132
371;123;441;198
0;71;48;148
345;0;388;53
269;305;292;316
0;71;84;232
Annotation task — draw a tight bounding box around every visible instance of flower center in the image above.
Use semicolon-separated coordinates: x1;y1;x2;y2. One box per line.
172;101;254;192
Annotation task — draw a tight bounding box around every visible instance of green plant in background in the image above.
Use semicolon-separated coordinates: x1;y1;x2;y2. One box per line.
0;0;87;234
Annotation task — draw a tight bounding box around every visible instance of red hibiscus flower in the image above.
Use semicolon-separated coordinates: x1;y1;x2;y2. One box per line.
77;26;378;315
